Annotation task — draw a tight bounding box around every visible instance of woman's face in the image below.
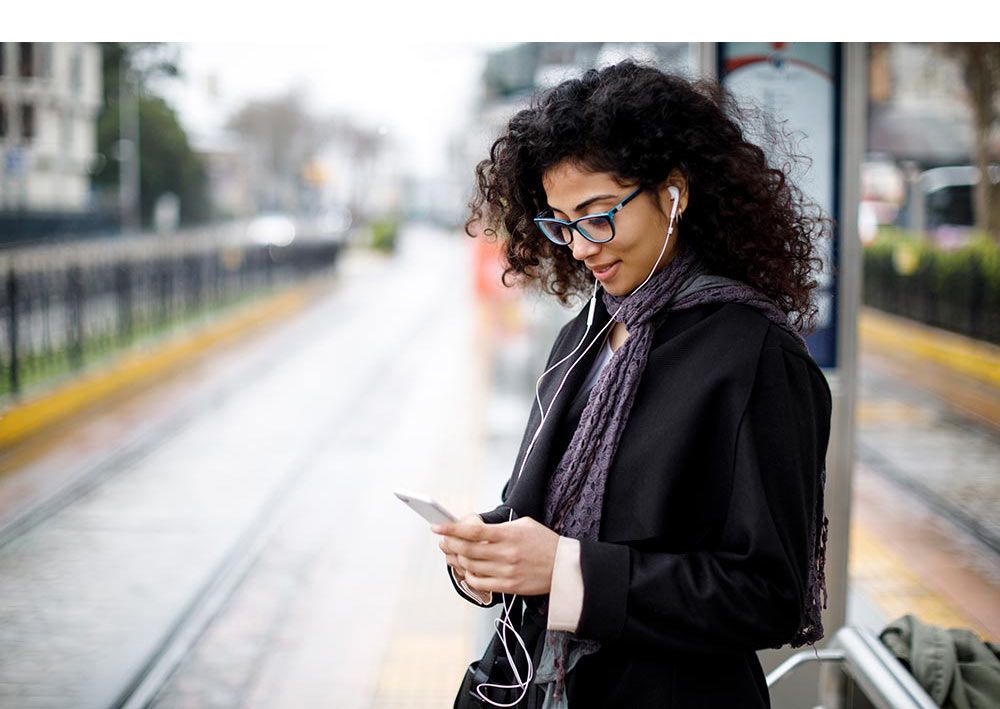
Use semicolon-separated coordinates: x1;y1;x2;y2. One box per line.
541;160;688;297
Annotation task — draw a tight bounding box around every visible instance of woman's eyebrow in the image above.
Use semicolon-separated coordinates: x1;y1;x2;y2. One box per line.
548;193;618;214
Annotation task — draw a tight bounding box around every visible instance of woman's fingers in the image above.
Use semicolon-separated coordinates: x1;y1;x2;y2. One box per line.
446;546;507;580
436;514;513;593
432;515;506;543
439;534;500;561
465;570;509;594
438;516;555;596
459;557;512;579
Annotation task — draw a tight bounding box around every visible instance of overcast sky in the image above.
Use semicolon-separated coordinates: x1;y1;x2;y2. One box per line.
158;42;513;179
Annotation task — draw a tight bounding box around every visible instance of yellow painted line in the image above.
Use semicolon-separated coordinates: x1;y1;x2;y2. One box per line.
0;277;331;452
373;633;474;704
856;400;932;426
860;306;1000;388
848;519;989;638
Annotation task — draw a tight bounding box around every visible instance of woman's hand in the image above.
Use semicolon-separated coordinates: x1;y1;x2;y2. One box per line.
440;514;479;582
434;513;560;596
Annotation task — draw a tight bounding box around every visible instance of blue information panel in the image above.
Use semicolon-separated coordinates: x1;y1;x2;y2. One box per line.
717;43;841;370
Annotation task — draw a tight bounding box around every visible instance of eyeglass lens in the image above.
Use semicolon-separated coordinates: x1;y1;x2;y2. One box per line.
540;216;613;244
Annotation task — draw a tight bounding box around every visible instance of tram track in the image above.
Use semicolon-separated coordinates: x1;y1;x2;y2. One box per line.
112;303;441;709
856;438;1000;556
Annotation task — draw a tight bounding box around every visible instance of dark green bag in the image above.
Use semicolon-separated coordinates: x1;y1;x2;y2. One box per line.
880;613;1000;709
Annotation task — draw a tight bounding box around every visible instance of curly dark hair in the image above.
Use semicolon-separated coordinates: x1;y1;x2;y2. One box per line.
465;59;833;333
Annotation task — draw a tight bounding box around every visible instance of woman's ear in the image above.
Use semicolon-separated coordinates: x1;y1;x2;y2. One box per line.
656;170;688;218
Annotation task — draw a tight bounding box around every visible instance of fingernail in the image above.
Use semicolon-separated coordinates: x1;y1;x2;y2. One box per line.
430;524;443;533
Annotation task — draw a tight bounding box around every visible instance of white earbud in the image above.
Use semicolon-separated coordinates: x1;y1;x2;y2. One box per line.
667;185;680;226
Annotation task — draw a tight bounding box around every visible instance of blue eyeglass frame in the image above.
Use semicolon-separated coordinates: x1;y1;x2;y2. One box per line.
533;186;643;245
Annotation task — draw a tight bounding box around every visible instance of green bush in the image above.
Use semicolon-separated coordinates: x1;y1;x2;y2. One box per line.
370;217;400;253
863;228;1000;342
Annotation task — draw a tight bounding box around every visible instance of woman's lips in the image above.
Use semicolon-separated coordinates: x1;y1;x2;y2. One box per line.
592;261;621;282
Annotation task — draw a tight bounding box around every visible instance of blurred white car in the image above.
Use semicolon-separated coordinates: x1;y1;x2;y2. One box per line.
895;165;1000;247
247;213;296;247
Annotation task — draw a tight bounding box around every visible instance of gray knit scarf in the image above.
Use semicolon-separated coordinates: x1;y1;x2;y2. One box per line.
533;241;829;707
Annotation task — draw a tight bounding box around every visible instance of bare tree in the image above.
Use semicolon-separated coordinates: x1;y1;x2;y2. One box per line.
936;43;1000;238
226;90;340;211
226;91;388;217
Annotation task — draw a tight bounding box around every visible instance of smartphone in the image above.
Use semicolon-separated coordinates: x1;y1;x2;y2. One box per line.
393;488;458;526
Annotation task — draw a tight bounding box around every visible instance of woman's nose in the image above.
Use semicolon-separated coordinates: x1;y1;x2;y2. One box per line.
570;233;601;262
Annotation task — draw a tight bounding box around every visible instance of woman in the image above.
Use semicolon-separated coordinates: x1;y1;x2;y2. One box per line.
433;60;834;708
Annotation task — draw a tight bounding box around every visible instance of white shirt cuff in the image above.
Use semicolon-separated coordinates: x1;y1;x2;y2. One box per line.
451;565;493;605
546;536;584;632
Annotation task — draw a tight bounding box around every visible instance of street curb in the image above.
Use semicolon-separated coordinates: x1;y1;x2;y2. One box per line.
0;275;334;453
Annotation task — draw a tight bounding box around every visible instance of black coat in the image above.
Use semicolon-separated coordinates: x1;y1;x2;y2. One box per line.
449;294;833;708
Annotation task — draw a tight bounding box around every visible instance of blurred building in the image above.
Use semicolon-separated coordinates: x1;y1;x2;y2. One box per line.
864;43;999;243
472;42;697;144
868;43;999;169
0;43;102;214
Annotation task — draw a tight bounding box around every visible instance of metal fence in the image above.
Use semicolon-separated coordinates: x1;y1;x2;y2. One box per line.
0;223;343;402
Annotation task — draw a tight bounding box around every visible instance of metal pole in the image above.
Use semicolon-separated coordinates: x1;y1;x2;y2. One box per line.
704;42;868;708
697;42;717;79
828;40;867;642
118;58;129;231
119;52;141;234
6;266;18;396
134;68;142;231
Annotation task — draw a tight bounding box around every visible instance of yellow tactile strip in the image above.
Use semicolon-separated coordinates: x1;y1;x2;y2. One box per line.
849;519;991;639
860;306;1000;388
856;400;934;426
373;633;478;707
372;293;498;708
0;275;334;452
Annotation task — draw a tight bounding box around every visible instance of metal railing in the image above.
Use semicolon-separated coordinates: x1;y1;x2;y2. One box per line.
0;222;344;403
767;626;939;709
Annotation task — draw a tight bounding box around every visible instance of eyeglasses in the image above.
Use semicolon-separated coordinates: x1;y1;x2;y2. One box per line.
533;186;643;246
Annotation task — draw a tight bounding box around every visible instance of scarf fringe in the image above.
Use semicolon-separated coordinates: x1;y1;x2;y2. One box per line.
787;461;829;648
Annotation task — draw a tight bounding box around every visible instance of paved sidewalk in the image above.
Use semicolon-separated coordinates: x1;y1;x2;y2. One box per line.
847;316;999;642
